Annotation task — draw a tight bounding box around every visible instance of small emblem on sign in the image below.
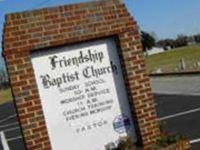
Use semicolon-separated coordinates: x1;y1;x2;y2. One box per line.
113;114;131;134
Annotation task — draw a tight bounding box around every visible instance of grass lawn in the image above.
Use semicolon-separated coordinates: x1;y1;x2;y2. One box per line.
145;44;200;73
0;88;12;105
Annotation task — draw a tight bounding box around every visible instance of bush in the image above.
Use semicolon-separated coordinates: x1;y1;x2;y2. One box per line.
156;134;186;148
105;137;135;150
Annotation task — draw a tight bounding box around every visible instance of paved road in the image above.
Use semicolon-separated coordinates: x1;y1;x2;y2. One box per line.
155;94;200;150
0;138;3;150
0;102;26;150
151;75;200;149
151;75;200;96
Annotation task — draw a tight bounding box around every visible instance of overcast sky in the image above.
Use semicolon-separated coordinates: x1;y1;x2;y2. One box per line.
0;0;200;67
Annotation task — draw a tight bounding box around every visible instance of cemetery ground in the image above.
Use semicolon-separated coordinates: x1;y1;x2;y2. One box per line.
0;75;200;149
146;44;200;73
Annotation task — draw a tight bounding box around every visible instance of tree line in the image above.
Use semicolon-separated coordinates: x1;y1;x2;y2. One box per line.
141;31;200;51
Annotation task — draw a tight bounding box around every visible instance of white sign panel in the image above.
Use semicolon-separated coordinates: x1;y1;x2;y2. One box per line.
31;38;136;150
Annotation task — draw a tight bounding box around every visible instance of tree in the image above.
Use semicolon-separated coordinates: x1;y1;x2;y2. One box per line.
174;35;188;47
194;34;200;43
0;56;9;90
0;69;9;90
141;31;156;51
156;39;175;50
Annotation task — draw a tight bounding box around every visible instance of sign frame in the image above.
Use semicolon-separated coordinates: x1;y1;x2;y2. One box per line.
30;37;137;150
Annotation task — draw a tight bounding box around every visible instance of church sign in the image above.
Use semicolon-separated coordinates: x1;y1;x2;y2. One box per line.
31;38;136;149
3;0;160;149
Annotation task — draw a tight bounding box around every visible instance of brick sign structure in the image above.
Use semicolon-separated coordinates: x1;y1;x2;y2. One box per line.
2;0;160;149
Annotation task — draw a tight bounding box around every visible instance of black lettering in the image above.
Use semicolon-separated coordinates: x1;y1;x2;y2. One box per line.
49;55;58;70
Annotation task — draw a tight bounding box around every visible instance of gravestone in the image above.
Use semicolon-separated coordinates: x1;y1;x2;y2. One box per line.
2;0;160;149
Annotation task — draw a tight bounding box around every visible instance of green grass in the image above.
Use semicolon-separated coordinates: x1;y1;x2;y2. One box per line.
0;89;12;105
145;44;200;73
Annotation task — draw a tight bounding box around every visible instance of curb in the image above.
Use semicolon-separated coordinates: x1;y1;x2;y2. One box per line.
149;71;200;77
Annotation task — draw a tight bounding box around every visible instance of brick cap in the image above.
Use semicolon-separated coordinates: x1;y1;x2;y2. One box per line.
5;0;122;20
2;0;136;56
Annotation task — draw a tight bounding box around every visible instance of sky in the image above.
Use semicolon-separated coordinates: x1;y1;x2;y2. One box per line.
0;0;200;67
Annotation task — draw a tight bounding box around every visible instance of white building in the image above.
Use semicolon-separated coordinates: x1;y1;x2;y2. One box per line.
145;47;165;55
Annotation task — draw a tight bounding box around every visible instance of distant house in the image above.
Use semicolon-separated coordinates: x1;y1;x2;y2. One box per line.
187;36;196;46
145;47;165;55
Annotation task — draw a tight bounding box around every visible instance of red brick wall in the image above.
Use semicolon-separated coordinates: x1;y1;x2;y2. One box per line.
2;0;160;149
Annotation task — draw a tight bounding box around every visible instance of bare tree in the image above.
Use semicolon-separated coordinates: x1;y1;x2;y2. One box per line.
0;56;9;90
